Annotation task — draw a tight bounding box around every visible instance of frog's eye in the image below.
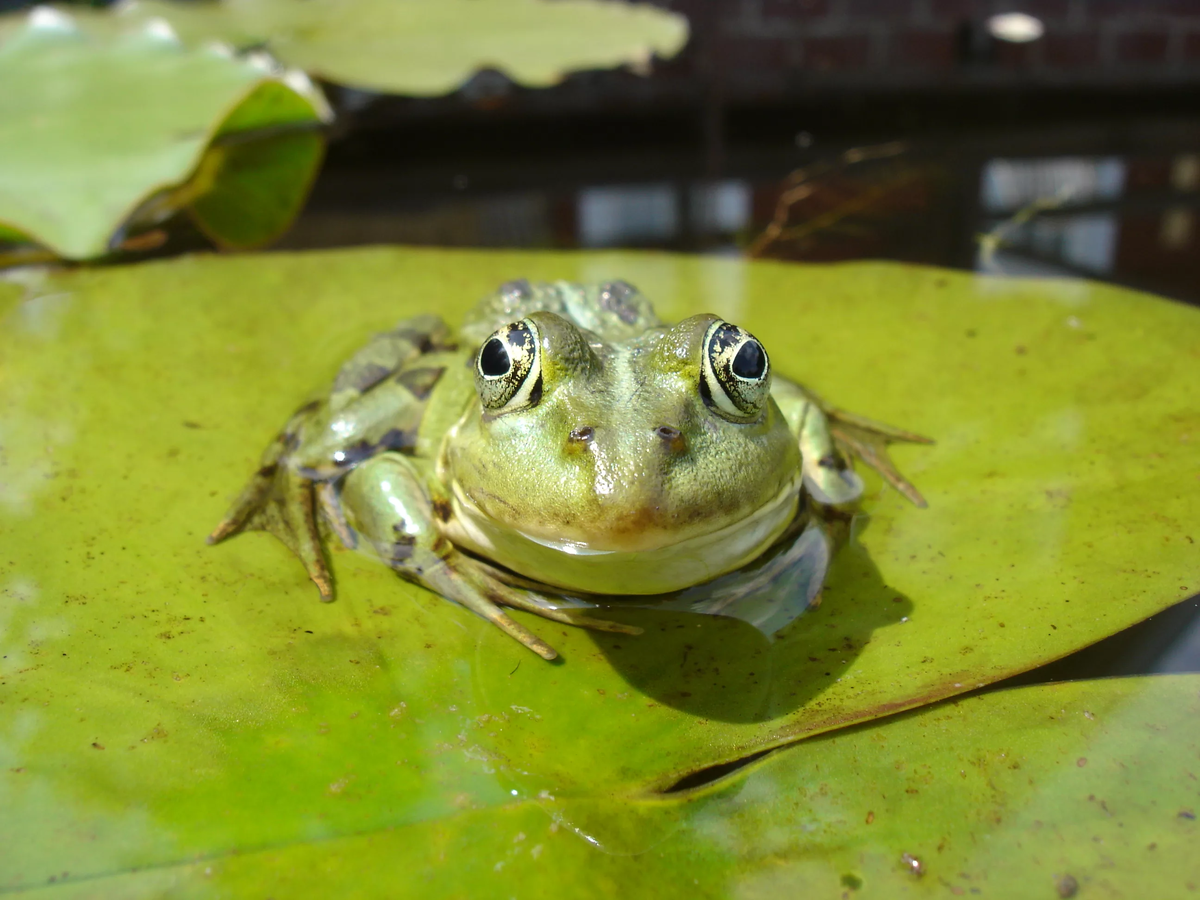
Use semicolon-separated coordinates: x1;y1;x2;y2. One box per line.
474;318;543;413
700;320;771;420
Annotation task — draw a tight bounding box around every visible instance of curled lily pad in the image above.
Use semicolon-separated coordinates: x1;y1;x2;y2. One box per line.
0;7;329;260
0;250;1196;890
117;0;690;94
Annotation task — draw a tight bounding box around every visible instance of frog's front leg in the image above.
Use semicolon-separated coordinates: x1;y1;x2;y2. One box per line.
772;378;932;508
340;453;640;660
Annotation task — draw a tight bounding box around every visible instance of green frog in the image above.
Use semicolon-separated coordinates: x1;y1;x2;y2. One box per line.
209;280;929;659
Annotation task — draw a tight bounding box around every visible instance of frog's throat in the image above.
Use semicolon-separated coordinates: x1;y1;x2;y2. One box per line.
444;475;801;596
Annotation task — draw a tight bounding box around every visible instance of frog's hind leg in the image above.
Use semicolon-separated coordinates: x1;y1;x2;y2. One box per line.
826;408;933;508
207;407;335;601
315;480;357;550
207;427;292;546
209;463;335;602
328;314;453;411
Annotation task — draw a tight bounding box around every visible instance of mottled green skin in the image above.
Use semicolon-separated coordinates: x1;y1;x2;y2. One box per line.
210;280;927;659
449;288;798;552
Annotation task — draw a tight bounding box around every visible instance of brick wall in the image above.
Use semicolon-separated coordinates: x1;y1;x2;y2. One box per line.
652;0;1200;90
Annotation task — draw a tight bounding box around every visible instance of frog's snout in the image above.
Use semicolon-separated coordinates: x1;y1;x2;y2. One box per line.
566;424;687;455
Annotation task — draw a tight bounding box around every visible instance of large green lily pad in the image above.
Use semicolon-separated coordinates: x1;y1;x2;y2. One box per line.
0;249;1197;892
115;0;689;95
0;9;328;260
24;676;1200;897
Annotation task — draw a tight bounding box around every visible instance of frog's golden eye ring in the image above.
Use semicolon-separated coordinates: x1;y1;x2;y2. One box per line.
474;318;543;414
700;320;771;420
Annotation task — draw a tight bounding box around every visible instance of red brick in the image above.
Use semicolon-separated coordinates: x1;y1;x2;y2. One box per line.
650;0;712;15
714;35;796;72
929;0;985;19
890;30;958;67
992;36;1037;68
995;0;1071;20
1116;29;1171;63
845;0;918;19
1044;32;1099;67
760;0;832;20
1091;0;1200;14
1124;157;1173;190
803;34;873;69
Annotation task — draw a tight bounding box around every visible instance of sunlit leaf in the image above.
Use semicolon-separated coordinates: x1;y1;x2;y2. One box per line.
0;8;328;260
0;249;1196;891
117;0;689;95
26;676;1197;896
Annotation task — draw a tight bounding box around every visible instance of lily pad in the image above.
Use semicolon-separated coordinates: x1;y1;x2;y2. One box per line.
0;8;328;260
0;249;1197;891
25;676;1200;897
116;0;690;94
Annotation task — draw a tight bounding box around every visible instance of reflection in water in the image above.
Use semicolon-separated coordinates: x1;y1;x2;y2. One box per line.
980;156;1125;276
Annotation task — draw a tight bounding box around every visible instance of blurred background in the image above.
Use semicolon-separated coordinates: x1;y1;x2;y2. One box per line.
7;0;1198;302
278;0;1200;305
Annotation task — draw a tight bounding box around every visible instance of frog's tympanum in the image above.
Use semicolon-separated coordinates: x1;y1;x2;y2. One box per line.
210;281;929;659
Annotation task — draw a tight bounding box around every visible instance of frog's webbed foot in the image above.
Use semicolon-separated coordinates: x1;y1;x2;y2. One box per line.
207;405;337;601
826;408;933;508
420;553;642;660
464;560;644;636
208;462;336;601
341;454;640;660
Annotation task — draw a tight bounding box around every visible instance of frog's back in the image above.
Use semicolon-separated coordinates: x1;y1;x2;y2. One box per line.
460;279;663;345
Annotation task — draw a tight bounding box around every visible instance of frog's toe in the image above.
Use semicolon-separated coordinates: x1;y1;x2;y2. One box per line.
497;617;559;661
548;612;643;636
483;580;643;636
468;591;559;660
207;464;278;544
516;604;643;636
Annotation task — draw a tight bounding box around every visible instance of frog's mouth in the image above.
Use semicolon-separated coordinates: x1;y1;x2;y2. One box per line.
444;474;802;596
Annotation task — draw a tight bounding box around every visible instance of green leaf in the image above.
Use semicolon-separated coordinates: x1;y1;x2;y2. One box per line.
0;8;327;260
0;249;1196;892
27;676;1200;897
119;0;690;94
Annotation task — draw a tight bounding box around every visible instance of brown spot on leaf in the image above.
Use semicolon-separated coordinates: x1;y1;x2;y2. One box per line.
1056;874;1079;898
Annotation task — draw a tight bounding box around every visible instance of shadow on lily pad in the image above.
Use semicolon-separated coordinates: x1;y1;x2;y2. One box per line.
586;534;912;723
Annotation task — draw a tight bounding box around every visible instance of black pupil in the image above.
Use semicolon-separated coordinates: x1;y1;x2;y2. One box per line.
480;338;510;377
732;340;766;379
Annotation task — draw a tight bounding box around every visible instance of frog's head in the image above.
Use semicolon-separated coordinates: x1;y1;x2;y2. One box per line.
444;311;800;556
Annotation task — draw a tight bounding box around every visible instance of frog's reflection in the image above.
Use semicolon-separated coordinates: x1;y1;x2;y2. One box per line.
579;515;911;723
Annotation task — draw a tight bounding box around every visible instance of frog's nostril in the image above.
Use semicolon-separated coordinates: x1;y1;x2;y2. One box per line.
568;426;595;444
655;425;686;453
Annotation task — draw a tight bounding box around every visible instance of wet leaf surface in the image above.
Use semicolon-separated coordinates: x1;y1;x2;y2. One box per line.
24;676;1199;898
0;248;1196;892
116;0;689;95
0;10;326;259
